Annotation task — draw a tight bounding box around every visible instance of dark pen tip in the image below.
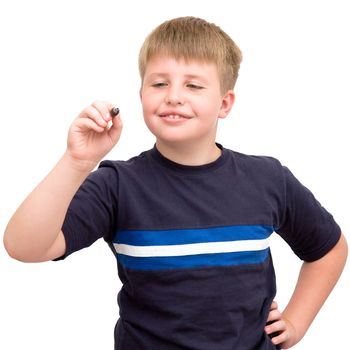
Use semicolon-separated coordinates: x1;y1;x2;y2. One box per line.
111;107;120;117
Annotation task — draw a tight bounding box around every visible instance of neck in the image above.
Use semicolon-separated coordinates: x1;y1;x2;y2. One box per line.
155;140;222;166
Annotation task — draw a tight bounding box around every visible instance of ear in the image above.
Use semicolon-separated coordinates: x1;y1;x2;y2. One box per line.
218;90;235;119
139;88;142;102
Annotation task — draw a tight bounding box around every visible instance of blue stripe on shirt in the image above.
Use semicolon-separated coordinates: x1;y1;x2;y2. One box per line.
114;225;274;246
114;225;273;270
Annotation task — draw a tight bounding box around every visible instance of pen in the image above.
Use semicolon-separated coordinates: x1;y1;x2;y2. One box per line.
111;107;120;117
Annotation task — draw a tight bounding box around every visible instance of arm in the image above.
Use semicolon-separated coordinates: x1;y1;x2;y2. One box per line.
265;232;348;348
3;101;123;262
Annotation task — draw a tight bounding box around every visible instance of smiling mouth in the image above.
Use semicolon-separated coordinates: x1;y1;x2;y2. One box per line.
159;114;191;120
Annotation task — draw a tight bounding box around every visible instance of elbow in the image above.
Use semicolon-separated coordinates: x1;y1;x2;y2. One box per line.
3;227;65;262
325;232;348;264
336;232;348;282
327;232;348;272
3;234;19;261
3;229;38;262
302;233;348;274
341;232;348;264
3;231;26;262
4;245;41;263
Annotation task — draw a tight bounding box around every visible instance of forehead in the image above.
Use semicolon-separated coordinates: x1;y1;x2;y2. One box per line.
144;55;220;80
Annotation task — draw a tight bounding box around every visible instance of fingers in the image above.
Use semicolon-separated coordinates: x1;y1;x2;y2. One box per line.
266;320;292;347
265;319;286;335
91;100;114;122
74;116;106;133
265;319;287;346
86;100;123;145
108;110;123;144
270;329;289;347
76;101;123;136
266;308;282;323
270;300;278;310
265;301;297;348
78;100;115;129
271;318;298;349
265;300;284;345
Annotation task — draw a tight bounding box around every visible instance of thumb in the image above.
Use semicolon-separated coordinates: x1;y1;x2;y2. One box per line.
108;112;123;145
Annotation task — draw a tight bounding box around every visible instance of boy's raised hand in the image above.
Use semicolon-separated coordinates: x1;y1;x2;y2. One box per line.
67;100;123;170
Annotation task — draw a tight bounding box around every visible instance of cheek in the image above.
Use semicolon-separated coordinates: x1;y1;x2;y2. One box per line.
141;92;159;112
194;96;219;115
140;98;151;115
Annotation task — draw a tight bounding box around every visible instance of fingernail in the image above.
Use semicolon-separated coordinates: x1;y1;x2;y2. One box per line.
111;107;120;117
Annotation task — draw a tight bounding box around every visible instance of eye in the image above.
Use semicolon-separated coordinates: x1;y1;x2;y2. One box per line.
186;83;204;90
152;82;168;88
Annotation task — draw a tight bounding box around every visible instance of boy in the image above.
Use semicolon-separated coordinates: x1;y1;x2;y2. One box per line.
4;17;347;349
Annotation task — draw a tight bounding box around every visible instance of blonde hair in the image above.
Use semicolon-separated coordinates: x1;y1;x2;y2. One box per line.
138;16;242;94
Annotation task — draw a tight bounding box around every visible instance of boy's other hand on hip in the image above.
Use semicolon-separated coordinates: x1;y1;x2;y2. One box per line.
265;301;297;349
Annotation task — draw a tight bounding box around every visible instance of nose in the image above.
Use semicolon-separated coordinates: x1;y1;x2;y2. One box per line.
165;85;185;106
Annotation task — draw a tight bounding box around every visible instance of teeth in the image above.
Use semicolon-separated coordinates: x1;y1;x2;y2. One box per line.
164;114;184;119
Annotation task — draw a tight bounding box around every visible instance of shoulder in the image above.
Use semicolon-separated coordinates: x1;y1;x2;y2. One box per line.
99;149;151;171
226;148;285;178
94;149;155;185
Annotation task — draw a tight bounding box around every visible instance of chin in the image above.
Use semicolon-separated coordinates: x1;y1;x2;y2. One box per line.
157;136;191;145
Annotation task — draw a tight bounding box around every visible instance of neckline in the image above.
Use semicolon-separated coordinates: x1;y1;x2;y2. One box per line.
149;143;229;175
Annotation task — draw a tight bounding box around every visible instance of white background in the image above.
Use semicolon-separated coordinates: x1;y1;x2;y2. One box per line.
1;0;349;349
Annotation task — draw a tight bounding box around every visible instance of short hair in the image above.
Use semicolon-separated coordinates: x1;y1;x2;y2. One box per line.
138;16;242;94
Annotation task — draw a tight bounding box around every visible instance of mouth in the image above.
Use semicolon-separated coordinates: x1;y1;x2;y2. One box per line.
159;114;192;120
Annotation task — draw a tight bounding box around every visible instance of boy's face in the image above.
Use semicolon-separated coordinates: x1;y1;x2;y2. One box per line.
140;55;234;148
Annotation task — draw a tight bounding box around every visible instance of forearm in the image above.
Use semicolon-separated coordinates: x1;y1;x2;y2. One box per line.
282;233;348;347
4;101;122;262
4;152;94;261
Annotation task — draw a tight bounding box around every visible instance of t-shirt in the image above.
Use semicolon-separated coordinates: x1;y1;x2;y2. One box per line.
60;144;341;350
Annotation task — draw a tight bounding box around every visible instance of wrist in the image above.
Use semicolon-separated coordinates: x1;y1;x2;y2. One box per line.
61;151;98;174
281;313;303;347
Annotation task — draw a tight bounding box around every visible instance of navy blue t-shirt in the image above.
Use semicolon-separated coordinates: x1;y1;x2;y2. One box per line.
60;144;341;350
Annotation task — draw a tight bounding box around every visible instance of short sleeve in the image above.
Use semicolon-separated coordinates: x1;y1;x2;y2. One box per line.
276;167;341;262
57;164;119;259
